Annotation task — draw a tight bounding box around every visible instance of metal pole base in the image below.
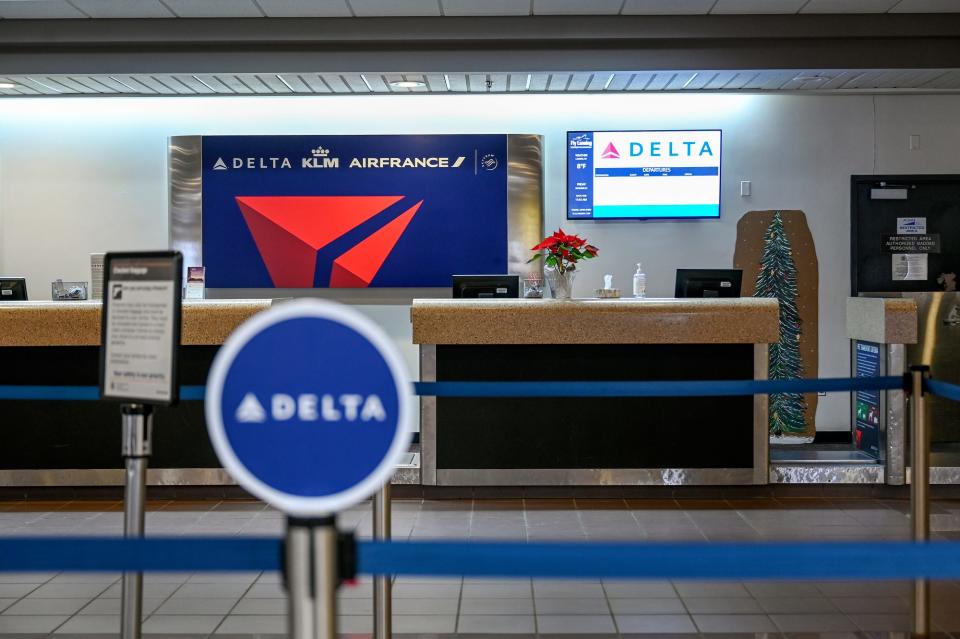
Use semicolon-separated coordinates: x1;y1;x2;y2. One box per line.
120;404;152;639
286;517;338;639
373;484;392;639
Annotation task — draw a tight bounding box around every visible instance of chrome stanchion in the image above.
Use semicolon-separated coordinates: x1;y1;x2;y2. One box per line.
286;522;314;639
373;484;392;639
311;519;338;639
285;517;339;639
120;404;152;639
910;366;931;638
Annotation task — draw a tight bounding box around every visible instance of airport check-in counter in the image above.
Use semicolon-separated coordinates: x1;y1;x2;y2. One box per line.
0;300;268;486
411;298;780;486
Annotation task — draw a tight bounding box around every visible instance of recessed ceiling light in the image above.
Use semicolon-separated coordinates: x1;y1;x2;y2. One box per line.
0;82;16;89
793;75;830;83
389;80;426;89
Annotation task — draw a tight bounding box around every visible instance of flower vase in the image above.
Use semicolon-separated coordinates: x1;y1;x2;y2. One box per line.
545;268;577;300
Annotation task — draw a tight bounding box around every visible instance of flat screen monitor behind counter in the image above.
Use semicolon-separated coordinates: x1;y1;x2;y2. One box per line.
452;275;519;299
567;130;722;220
0;278;27;301
675;269;742;299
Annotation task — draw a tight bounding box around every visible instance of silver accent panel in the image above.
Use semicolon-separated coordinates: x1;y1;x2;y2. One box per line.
770;463;885;484
0;466;421;487
930;466;960;485
753;343;769;485
437;468;754;486
168;135;203;282
887;343;907;485
506;134;544;279
420;344;437;486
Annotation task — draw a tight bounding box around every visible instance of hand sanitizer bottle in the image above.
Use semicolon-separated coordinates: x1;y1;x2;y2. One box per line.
633;262;646;298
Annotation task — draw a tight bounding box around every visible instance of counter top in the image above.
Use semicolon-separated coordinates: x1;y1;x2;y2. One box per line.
846;297;918;344
0;299;271;347
411;297;780;345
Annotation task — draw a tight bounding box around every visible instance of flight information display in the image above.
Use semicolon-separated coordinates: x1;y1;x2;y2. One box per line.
567;130;722;220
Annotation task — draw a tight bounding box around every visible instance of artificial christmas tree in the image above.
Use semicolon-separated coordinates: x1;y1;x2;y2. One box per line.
754;211;807;436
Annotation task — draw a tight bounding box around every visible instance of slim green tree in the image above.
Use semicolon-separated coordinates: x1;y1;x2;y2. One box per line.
754;212;807;436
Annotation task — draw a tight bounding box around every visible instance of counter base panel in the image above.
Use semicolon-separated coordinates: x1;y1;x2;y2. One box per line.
425;343;760;486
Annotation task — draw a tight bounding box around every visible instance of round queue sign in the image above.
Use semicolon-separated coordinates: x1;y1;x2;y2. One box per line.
204;299;412;516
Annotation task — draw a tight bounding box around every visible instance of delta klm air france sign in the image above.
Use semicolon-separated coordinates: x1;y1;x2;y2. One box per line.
201;135;508;289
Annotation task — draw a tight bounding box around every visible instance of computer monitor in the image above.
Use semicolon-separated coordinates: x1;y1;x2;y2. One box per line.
0;278;27;301
675;269;742;298
452;274;519;299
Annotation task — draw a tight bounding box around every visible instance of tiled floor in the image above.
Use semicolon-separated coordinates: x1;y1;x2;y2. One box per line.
0;496;959;638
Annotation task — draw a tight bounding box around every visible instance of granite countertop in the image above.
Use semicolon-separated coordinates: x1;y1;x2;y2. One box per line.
411;297;780;345
0;299;271;346
846;297;918;344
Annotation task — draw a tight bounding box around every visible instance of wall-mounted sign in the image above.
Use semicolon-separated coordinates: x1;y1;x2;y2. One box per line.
897;217;927;234
99;251;182;405
882;234;940;253
200;135;517;289
892;253;928;281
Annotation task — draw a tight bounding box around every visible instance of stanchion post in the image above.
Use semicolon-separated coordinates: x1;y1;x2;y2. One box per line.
311;517;338;639
120;404;152;639
910;365;931;638
373;484;392;639
285;517;339;639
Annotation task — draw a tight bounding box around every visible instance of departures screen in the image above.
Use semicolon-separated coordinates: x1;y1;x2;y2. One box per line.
567;130;722;220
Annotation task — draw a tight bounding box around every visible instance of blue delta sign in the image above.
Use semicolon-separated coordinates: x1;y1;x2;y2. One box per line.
205;300;412;516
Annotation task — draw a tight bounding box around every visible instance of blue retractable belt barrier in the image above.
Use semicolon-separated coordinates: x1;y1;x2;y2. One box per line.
925;378;960;403
0;537;281;572
0;385;207;401
0;377;905;401
3;538;960;580
413;377;905;398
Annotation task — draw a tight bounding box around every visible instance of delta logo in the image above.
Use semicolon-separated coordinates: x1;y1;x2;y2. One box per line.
234;392;387;424
236;195;423;288
600;142;620;160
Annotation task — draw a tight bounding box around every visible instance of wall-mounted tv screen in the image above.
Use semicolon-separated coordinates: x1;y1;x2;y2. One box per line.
567;130;722;220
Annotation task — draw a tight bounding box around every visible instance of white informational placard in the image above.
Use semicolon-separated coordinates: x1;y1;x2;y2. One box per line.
100;252;182;405
892;253;928;281
896;217;927;235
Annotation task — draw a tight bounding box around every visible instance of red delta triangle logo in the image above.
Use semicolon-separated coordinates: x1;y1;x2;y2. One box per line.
235;196;423;288
600;142;620;160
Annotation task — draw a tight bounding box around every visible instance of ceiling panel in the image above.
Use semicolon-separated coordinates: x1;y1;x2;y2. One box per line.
350;0;441;16
161;0;263;18
711;0;807;13
800;0;899;12
508;73;528;91
257;0;352;17
889;0;960;11
69;0;175;18
2;68;960;98
189;74;233;93
622;0;714;14
441;0;530;16
0;1;86;19
533;0;622;15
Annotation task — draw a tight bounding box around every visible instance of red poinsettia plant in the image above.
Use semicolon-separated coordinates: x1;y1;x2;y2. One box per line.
528;229;599;274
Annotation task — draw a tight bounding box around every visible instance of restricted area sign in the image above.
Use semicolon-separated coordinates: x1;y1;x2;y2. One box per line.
205;299;412;516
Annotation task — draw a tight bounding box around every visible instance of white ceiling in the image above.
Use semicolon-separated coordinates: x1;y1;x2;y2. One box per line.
0;0;957;19
2;68;959;96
